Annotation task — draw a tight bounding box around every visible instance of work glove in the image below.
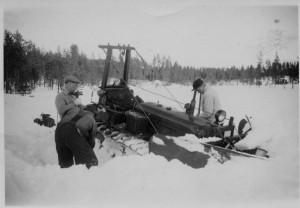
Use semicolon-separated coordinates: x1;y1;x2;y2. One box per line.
74;98;82;106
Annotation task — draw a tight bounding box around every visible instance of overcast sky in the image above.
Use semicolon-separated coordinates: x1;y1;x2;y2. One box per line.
3;0;299;68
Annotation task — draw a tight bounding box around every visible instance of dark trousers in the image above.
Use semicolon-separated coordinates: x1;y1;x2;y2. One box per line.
55;122;98;168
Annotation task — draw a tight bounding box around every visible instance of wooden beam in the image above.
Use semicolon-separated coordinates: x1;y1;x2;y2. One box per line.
98;44;135;50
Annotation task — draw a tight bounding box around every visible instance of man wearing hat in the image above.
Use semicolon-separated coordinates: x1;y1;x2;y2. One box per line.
54;75;98;169
192;78;222;123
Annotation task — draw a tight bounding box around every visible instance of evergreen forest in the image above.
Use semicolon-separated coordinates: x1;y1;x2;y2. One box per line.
4;30;299;94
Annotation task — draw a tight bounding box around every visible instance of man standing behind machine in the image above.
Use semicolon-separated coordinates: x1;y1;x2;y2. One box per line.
192;78;222;123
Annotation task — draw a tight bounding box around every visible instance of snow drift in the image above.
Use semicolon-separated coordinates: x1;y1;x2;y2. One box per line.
4;82;299;207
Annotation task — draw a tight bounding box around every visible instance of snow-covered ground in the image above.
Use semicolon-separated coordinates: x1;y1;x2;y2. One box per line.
3;81;299;207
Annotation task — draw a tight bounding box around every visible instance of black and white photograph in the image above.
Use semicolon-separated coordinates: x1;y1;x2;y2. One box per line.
2;0;299;207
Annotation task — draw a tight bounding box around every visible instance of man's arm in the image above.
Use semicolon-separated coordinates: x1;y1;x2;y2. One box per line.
75;114;97;148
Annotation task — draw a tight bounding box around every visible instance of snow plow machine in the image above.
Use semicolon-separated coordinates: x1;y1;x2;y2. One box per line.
84;44;268;169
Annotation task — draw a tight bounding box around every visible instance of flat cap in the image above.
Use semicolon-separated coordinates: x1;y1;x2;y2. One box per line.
64;75;81;83
192;78;204;91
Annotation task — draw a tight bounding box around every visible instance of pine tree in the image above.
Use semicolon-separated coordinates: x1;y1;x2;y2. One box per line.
272;51;281;84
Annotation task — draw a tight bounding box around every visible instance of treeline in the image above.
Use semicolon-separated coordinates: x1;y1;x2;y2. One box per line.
4;30;104;93
147;53;299;86
4;30;299;94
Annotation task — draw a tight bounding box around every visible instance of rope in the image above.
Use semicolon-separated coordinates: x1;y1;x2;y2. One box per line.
161;82;185;111
136;50;184;111
135;50;233;124
128;83;186;105
129;82;229;121
135;50;149;68
135;50;231;121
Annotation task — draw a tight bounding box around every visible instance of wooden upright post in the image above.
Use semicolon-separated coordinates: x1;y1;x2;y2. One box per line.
101;47;112;89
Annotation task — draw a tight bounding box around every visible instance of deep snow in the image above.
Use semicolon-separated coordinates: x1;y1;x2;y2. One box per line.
3;81;299;207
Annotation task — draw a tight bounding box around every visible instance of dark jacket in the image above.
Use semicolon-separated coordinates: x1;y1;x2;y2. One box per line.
55;89;97;148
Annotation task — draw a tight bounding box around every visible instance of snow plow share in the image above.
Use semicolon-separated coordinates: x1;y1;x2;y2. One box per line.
85;44;268;169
